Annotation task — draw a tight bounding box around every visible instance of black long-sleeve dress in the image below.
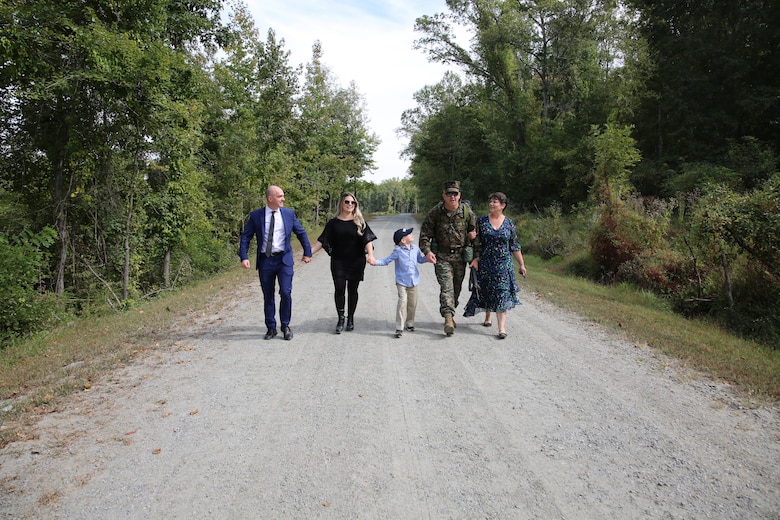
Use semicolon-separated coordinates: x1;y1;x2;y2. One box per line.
318;218;377;281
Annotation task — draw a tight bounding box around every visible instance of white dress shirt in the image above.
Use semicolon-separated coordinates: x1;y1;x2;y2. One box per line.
264;207;285;254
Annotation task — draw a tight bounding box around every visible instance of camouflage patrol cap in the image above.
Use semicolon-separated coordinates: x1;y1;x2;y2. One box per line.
443;180;461;194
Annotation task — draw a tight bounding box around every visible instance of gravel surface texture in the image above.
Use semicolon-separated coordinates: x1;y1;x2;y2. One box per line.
1;213;778;519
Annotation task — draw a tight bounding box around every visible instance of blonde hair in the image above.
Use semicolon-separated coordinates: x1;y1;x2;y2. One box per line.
338;191;367;236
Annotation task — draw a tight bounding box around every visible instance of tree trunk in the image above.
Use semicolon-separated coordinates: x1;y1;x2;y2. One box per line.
53;128;70;297
164;249;171;288
123;192;134;301
721;250;734;311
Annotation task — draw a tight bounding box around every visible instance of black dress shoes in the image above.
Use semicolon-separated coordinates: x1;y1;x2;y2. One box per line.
264;328;277;340
281;326;293;340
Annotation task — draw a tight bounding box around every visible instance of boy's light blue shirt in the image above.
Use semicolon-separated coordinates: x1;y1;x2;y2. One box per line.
375;243;428;287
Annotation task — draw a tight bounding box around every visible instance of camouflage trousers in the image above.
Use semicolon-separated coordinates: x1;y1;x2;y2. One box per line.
434;257;467;317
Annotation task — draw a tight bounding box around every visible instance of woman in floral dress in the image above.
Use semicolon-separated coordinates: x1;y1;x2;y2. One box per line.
463;192;527;338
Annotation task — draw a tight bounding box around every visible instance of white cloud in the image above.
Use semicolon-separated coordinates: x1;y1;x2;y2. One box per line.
243;0;455;182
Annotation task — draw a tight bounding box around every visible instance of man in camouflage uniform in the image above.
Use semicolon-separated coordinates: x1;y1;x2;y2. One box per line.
420;180;479;336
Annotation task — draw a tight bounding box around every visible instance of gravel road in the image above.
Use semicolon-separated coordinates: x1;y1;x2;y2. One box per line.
1;213;779;519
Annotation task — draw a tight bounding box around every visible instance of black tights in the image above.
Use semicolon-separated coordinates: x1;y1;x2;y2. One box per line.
334;277;360;318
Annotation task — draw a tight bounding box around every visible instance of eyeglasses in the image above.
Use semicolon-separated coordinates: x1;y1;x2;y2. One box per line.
344;200;356;205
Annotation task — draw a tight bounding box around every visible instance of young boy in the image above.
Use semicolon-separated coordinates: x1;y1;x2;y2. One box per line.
370;227;430;338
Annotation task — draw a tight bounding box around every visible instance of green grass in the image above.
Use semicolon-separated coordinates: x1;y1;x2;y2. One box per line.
522;255;780;402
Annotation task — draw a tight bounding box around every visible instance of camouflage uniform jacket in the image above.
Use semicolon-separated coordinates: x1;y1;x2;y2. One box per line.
420;202;480;260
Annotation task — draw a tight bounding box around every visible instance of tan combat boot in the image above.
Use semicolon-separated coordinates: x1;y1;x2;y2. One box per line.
444;313;455;336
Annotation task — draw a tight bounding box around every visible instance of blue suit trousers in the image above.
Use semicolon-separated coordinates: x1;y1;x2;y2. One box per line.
259;255;294;330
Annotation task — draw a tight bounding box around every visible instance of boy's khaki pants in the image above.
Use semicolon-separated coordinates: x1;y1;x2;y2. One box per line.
396;284;418;330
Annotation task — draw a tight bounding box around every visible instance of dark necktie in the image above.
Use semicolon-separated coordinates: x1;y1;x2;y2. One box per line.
266;210;275;256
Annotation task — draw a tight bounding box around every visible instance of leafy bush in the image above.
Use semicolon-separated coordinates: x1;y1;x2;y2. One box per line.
0;228;62;345
673;176;780;346
589;196;675;278
523;202;591;260
724;136;777;191
665;162;740;194
589;206;644;278
523;183;780;348
183;230;235;278
725;261;780;346
617;248;693;296
550;249;602;279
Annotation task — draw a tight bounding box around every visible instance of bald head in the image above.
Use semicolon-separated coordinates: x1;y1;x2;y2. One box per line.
266;185;285;209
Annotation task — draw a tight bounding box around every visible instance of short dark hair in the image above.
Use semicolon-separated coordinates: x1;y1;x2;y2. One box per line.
488;192;507;205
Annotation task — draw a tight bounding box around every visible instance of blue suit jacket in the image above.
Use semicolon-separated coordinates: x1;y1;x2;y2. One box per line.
239;206;312;268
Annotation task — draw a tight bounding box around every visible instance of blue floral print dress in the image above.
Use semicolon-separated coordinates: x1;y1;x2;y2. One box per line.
463;215;522;316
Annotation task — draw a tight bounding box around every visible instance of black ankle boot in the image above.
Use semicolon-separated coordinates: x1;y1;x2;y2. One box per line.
336;314;345;334
345;317;354;331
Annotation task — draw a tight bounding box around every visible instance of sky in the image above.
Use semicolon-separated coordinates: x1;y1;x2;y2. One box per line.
244;0;458;183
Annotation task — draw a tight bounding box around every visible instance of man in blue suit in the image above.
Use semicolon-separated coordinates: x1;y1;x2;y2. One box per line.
240;186;312;340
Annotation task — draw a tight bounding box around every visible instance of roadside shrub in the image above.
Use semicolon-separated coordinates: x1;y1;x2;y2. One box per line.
0;229;62;346
726;262;780;347
681;177;780;347
665;162;740;194
550;248;602;279
589;203;645;277
524;203;592;260
183;230;234;278
617;248;692;296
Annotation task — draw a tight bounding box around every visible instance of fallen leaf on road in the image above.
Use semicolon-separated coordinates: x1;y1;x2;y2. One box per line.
189;409;199;415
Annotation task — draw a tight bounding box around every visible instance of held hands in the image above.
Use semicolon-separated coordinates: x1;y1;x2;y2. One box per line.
467;230;477;241
302;256;312;263
425;251;437;265
367;256;376;266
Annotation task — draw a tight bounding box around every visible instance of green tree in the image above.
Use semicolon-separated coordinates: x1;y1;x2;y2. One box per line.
688;177;780;343
0;228;60;343
203;4;300;236
411;0;636;208
401;73;494;204
295;42;379;223
699;176;780;282
626;0;780;170
0;0;223;304
587;123;643;274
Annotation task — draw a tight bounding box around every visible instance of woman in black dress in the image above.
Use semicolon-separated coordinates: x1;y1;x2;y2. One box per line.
311;192;377;333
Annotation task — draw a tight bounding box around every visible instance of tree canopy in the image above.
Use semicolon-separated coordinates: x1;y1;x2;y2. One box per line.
405;0;778;206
